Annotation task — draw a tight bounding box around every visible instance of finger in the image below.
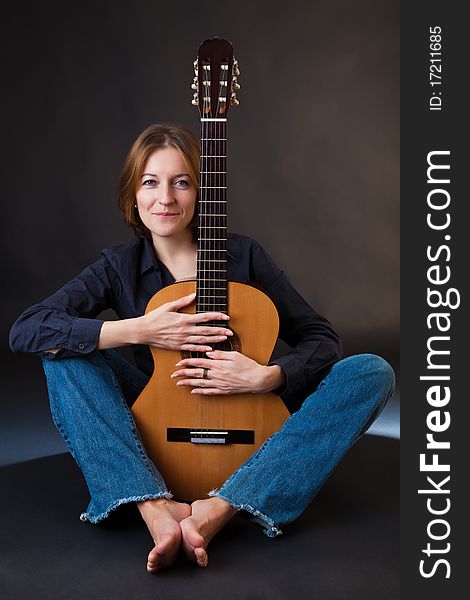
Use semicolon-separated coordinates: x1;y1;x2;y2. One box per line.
189;312;230;323
163;292;196;311
176;358;216;368
205;350;235;360
191;388;230;395
171;369;202;378
180;344;213;352
189;326;233;337
176;378;210;387
186;335;229;345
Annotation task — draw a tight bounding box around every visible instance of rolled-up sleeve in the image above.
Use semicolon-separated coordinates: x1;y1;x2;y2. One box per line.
249;241;343;411
9;255;118;359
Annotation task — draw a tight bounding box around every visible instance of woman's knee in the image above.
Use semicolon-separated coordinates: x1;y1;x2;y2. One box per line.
41;350;146;409
41;350;106;371
41;351;113;392
339;353;394;381
336;355;396;431
334;353;396;403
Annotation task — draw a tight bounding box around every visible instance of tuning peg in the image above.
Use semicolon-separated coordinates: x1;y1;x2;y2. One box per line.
191;83;198;90
230;96;240;106
191;98;199;106
232;82;241;91
233;59;240;76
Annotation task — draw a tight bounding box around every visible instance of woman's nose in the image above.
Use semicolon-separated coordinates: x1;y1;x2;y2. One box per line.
157;183;174;205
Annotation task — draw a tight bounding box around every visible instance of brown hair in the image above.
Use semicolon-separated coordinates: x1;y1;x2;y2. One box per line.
118;123;200;239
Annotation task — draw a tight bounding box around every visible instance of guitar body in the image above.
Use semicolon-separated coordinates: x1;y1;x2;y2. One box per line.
131;280;290;501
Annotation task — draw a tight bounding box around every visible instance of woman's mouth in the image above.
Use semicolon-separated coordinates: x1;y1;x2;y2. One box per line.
153;212;179;218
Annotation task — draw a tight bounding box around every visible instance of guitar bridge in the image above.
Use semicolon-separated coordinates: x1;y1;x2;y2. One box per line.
167;428;254;445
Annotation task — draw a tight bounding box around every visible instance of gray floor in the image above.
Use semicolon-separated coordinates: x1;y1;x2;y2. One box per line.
0;351;399;467
1;435;399;600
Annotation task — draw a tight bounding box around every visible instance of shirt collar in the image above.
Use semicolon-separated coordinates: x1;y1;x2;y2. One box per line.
140;237;160;274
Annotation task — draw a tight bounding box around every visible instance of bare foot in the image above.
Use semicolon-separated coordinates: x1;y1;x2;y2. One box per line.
179;497;237;567
137;498;191;573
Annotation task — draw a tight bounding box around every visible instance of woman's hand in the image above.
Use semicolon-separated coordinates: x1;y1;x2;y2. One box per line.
171;350;286;395
136;292;233;352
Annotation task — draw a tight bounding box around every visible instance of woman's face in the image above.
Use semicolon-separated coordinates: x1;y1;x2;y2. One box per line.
135;146;197;242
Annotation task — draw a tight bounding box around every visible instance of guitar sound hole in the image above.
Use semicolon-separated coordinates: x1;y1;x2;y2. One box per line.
181;328;242;360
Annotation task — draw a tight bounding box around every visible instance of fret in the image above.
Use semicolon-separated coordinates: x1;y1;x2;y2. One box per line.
202;171;226;174
197;249;227;252
200;214;227;217
197;259;226;262
201;138;227;141
199;238;226;241
200;186;227;189
200;117;227;122
199;200;227;203
201;155;227;158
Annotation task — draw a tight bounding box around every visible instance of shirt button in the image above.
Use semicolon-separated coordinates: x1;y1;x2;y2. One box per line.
78;343;86;350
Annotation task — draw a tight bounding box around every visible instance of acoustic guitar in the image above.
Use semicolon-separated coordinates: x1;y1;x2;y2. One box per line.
131;37;289;501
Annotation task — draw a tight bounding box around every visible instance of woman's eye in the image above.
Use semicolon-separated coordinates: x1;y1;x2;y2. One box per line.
142;179;157;187
174;179;190;188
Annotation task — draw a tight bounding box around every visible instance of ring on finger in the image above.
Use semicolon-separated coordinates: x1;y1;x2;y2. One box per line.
202;368;209;379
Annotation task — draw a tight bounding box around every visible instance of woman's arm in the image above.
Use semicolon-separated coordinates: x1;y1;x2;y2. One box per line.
10;261;232;358
249;240;343;407
9;255;116;358
97;293;232;353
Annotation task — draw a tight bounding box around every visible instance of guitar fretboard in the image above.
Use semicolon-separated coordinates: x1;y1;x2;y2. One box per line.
197;119;228;316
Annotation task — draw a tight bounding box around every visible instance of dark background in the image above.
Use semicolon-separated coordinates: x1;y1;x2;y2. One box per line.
1;0;399;464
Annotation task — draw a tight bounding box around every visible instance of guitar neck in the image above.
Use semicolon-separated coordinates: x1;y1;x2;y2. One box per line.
196;118;228;315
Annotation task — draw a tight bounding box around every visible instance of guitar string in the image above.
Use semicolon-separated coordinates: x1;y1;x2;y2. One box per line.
216;61;229;431
198;60;208;438
202;60;211;436
217;65;225;427
214;65;221;432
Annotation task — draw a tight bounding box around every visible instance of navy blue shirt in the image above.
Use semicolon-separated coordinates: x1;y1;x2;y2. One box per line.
9;233;343;412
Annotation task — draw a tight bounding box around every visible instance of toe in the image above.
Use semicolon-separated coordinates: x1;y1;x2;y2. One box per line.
195;547;208;567
147;548;159;573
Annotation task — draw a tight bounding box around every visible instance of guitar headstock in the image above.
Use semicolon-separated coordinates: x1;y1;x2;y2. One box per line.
191;37;240;117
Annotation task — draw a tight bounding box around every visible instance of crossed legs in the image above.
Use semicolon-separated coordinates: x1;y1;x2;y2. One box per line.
42;350;395;572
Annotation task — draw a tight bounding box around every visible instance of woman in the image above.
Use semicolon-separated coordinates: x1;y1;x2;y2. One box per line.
9;123;395;573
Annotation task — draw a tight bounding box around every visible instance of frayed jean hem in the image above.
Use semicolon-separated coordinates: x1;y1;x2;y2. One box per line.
79;491;173;524
208;490;283;538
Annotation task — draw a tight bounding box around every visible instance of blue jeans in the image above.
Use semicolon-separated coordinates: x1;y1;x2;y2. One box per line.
42;351;395;537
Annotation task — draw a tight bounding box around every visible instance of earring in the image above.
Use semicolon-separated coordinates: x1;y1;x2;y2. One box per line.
134;204;137;208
